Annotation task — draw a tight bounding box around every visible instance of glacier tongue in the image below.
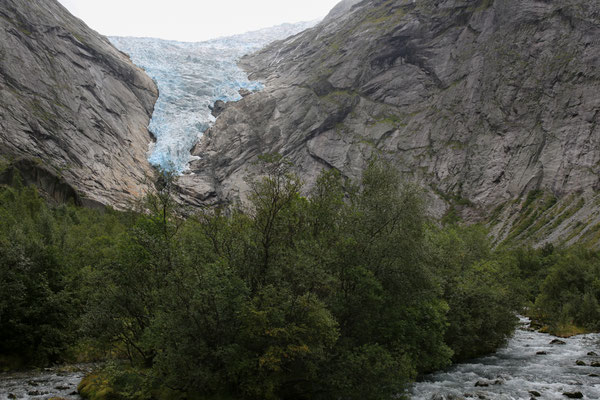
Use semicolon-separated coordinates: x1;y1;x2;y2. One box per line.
110;21;317;173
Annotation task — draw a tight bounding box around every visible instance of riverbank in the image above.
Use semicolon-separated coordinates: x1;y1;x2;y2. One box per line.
529;319;592;338
76;318;600;400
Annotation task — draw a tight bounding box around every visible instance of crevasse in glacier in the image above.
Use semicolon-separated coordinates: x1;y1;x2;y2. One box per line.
110;21;317;173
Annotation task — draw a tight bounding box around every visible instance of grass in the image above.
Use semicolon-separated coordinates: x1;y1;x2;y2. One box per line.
78;372;115;400
441;206;461;225
431;185;475;226
475;0;494;12
0;157;9;175
334;122;346;136
365;7;406;26
502;191;562;244
488;202;506;226
548;197;585;232
319;89;359;107
369;114;405;128
583;222;600;246
78;364;236;400
0;354;27;372
522;190;543;210
446;140;466;150
563;219;591;244
539;323;589;338
72;33;87;45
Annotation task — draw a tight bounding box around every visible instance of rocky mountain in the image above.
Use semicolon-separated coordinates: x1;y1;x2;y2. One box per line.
0;0;158;208
181;0;600;246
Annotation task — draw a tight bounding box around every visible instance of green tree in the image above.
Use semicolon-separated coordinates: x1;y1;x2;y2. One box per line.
0;183;75;366
320;161;452;398
82;169;182;367
431;225;519;361
534;248;600;331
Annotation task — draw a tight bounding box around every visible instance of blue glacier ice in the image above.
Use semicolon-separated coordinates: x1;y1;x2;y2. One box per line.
109;21;317;173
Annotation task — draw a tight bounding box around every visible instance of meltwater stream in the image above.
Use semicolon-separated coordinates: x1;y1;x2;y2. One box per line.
411;317;600;399
109;21;316;173
0;365;91;400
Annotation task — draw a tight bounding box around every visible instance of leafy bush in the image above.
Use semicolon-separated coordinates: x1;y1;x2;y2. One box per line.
0;181;77;366
1;161;526;399
533;248;600;332
430;225;519;361
80;161;457;399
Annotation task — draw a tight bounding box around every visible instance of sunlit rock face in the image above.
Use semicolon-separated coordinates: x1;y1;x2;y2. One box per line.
0;0;158;209
110;21;317;173
180;0;600;246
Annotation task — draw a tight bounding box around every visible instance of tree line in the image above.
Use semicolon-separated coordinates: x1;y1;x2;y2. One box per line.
0;157;597;399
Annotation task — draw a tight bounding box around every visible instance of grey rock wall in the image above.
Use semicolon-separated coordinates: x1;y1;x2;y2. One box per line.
0;0;158;208
180;0;600;244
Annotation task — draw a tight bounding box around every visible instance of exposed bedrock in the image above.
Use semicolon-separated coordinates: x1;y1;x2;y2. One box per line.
0;0;158;208
180;0;600;245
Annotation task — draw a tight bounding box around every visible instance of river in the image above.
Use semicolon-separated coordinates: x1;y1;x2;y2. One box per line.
411;317;600;399
0;365;90;400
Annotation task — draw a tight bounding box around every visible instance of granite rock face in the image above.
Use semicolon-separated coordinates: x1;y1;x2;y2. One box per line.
0;0;158;208
182;0;600;244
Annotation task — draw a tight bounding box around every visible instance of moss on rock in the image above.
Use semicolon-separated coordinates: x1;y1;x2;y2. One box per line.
78;373;116;400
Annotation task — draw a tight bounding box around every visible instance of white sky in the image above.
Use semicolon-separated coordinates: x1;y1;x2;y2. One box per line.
57;0;341;42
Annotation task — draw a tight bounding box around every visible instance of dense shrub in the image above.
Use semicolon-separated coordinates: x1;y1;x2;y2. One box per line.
533;248;600;332
430;225;519;361
0;161;525;398
0;181;75;365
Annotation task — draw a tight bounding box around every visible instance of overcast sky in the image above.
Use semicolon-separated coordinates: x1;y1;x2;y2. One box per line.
57;0;341;42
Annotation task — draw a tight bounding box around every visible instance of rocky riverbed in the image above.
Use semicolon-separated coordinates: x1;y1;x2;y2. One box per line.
0;365;91;400
411;317;600;399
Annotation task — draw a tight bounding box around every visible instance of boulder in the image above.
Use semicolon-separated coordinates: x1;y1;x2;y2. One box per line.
209;100;227;118
238;88;252;97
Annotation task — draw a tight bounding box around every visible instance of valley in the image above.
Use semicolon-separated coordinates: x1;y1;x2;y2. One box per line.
0;1;599;399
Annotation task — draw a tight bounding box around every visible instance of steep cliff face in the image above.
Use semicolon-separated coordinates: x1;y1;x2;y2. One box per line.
181;0;600;246
0;0;158;208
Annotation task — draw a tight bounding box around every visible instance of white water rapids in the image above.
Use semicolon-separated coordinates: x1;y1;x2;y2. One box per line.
410;317;600;399
0;365;89;400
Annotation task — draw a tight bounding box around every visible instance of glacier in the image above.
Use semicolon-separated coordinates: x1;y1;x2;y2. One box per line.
110;21;317;173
